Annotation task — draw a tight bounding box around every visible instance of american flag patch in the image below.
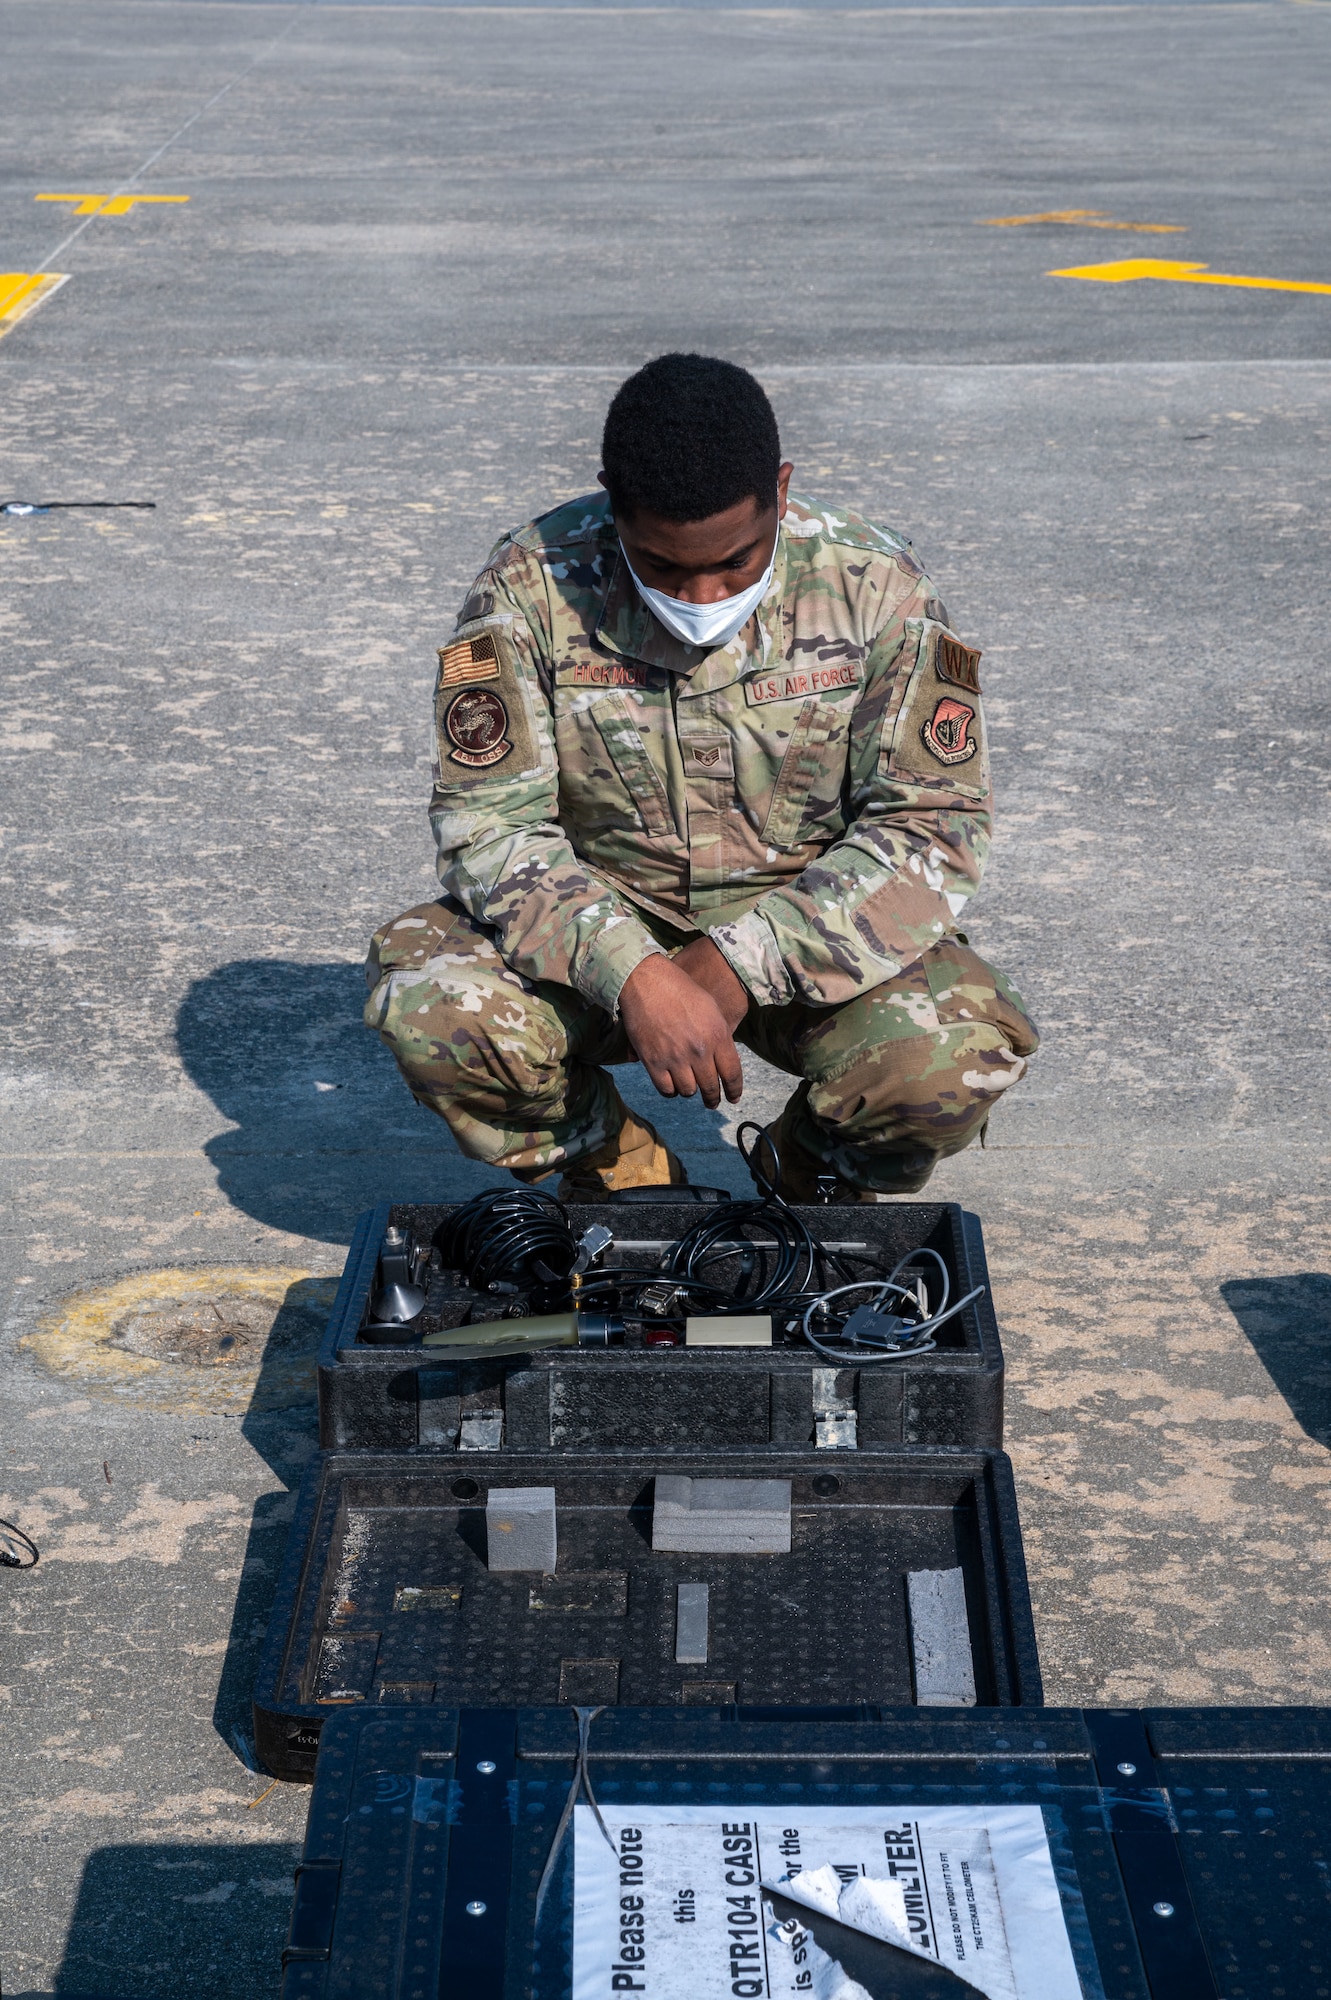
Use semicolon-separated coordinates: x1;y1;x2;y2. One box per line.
438;633;500;686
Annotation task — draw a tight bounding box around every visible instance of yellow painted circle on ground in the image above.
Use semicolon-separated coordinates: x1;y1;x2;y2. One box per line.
22;1266;340;1415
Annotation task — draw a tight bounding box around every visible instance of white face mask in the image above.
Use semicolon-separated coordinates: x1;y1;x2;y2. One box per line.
621;534;777;651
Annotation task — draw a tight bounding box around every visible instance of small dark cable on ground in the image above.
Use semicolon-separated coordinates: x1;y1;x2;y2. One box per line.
0;1518;39;1567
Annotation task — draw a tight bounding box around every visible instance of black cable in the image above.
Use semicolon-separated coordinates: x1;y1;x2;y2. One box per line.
566;1123;866;1325
0;1518;39;1568
436;1186;578;1299
664;1124;822;1314
533;1705;614;1932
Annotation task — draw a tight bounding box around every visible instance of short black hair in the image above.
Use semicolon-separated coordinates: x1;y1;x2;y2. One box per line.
601;353;781;524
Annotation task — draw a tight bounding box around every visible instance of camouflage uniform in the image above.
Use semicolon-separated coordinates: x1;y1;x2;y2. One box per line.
365;492;1038;1191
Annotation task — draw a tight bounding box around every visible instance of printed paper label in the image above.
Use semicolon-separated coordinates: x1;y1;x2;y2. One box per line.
572;1804;1084;2000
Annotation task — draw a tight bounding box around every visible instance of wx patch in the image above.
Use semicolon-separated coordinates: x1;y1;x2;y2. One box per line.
935;635;981;694
438;633;501;687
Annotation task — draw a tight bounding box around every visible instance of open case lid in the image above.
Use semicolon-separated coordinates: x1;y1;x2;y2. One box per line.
281;1702;1325;1998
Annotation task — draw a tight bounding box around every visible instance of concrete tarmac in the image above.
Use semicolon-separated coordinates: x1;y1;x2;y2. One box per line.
2;2;1330;1991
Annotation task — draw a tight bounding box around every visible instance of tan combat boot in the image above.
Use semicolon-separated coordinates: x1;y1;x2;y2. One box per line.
557;1094;688;1202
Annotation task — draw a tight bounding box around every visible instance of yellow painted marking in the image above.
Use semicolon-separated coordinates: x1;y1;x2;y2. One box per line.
1051;256;1331;297
0;271;69;341
36;192;190;218
22;1264;339;1415
985;209;1185;234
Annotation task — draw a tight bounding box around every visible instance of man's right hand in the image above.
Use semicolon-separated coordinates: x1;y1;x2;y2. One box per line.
618;952;744;1109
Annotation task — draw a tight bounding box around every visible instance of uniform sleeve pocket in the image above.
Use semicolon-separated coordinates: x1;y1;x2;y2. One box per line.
433;619;545;791
589;692;676;838
884;619;988;800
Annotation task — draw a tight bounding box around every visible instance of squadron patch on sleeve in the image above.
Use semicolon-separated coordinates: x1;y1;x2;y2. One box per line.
438;633;502;686
442;685;513;768
935;635;982;694
921;695;978;766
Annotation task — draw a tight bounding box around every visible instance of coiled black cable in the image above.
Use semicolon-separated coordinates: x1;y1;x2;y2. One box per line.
735;1124;986;1355
436;1186;578;1298
662;1123;828;1313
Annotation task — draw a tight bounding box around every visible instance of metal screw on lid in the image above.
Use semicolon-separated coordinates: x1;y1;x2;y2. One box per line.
476;1759;497;1774
1116;1761;1137;1775
1152;1902;1175;1918
466;1900;487;1917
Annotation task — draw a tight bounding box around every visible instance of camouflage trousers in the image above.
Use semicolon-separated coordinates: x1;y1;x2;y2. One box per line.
363;899;1039;1193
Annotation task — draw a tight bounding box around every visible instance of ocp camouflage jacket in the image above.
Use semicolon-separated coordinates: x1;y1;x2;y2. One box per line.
427;491;991;1014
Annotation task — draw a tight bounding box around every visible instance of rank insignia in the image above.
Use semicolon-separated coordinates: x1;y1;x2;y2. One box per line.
921;696;978;766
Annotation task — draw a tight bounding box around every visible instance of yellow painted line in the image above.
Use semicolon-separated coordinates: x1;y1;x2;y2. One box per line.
36;192;190;218
0;271;69;341
1051;256;1331;296
986;209;1186;235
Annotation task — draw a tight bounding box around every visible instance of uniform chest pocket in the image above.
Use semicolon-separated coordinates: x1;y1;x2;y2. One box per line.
761;697;848;850
589;692;675;838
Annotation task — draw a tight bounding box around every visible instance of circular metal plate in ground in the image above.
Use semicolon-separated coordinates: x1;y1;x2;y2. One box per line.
21;1266;340;1414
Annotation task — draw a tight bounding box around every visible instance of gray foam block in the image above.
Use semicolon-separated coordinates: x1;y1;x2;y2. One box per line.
486;1485;557;1572
652;1475;792;1554
675;1582;710;1663
907;1567;977;1707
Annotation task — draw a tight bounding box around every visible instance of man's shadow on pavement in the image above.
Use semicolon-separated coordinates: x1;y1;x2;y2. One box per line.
175;956;501;1247
172;958;475;1770
26;1839;299;2000
1222;1273;1331;1446
175;956;751;1249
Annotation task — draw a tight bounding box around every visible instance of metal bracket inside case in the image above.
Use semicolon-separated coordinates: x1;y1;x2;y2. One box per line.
813;1368;858;1449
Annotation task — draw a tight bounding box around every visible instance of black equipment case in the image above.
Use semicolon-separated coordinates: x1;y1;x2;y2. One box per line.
316;1201;1006;1454
280;1703;1331;1999
253;1445;1040;1781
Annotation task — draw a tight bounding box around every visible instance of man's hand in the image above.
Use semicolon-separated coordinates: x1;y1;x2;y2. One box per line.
619;939;749;1107
671;935;750;1031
